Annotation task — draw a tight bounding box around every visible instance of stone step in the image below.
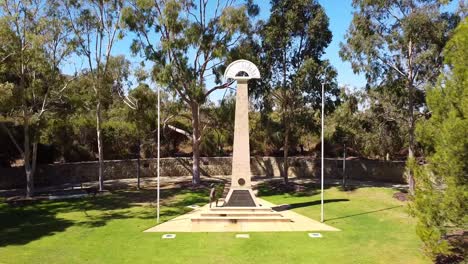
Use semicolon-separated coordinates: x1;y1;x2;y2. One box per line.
200;212;283;217
210;207;272;212
191;216;293;223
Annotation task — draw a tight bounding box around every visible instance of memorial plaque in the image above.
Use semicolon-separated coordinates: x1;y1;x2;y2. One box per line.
224;190;256;207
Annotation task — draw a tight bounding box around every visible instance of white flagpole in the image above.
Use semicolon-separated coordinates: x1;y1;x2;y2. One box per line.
157;85;161;223
321;82;325;223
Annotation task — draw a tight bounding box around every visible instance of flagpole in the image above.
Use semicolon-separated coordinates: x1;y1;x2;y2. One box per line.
157;85;161;223
321;82;325;223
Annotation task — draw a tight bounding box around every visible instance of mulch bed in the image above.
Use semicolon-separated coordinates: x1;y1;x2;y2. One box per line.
436;253;465;264
434;230;467;264
392;191;409;201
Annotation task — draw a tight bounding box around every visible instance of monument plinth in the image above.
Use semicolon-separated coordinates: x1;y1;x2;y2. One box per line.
222;60;260;207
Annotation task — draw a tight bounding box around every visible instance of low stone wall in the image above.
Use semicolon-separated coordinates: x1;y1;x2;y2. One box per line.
0;157;406;189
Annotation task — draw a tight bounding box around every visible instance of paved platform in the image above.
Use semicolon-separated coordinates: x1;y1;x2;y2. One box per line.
144;198;339;233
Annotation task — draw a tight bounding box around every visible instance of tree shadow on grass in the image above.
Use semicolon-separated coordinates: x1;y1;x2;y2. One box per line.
324;205;403;222
0;182;211;246
272;199;350;211
256;180;334;197
336;185;358;192
19;182;210;214
0;203;73;247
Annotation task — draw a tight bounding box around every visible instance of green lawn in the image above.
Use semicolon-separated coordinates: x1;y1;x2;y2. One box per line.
0;183;428;264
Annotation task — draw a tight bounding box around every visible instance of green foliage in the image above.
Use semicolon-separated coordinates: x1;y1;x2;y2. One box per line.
261;0;338;100
328;87;408;159
199;130;221;157
0;2;60;119
0;83;14;113
127;84;158;133
201;95;235;156
1;0;463;182
409;158;451;258
102;120;138;159
0;121;22;166
340;0;458;85
410;18;468;260
41;114;94;162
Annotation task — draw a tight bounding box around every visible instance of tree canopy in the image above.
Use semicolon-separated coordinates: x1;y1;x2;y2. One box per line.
340;0;460;193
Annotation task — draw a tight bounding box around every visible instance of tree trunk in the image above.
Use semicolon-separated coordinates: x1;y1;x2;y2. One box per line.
137;137;141;190
342;143;346;189
281;48;289;185
23;117;34;198
19;46;34;197
407;83;416;194
96;100;104;191
407;39;415;195
32;142;38;180
191;103;201;185
283;113;290;184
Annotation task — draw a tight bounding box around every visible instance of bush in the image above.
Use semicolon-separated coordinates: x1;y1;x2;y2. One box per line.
409;18;468;261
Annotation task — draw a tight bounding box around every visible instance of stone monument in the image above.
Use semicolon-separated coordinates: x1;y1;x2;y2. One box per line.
188;60;292;227
223;59;260;207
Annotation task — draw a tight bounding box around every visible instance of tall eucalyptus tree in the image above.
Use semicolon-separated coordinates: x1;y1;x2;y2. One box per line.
261;0;338;183
0;0;74;197
64;0;126;191
340;0;460;193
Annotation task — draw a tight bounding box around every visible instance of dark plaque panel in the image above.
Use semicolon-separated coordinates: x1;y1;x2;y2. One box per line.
225;190;256;207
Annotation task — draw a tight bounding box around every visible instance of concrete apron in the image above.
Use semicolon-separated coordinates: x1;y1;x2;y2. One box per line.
144;198;339;233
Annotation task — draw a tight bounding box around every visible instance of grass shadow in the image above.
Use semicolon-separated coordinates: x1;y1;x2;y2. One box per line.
272;199;350;211
0;203;73;247
337;185;358;192
325;205;403;221
256;180;333;197
0;181;213;247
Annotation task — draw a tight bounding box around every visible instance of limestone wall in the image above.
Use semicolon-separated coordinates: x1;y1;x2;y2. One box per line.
0;157;406;189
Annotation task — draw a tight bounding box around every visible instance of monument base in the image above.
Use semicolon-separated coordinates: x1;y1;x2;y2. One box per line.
190;197;293;225
189;186;294;226
224;188;259;207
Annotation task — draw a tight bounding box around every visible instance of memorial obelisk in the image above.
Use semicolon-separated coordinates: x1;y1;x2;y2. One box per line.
223;60;260;207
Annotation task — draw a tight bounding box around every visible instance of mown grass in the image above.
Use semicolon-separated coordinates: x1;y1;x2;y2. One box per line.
0;183;428;264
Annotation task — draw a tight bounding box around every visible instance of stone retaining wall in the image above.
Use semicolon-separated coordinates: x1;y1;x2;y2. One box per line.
0;157;406;189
